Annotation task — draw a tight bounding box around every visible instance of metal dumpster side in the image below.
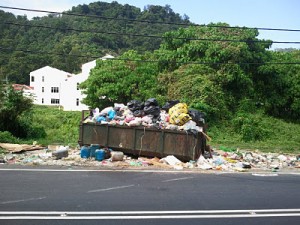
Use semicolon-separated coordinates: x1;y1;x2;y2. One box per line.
78;112;206;161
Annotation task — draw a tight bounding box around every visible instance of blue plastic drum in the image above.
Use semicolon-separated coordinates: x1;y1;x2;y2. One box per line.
80;146;90;158
95;149;106;161
90;144;100;157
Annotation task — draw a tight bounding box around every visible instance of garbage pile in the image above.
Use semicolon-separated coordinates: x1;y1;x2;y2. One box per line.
83;99;205;133
198;148;300;172
1;143;300;172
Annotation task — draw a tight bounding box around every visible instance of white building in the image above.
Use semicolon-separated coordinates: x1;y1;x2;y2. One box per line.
29;54;114;111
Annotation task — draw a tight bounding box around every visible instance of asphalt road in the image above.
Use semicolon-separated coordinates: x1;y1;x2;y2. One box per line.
0;167;299;225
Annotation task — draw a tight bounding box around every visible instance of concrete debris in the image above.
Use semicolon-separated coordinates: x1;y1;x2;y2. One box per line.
0;144;299;172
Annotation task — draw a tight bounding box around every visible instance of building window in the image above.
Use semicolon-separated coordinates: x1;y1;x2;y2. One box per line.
42;87;44;92
31;76;34;82
51;99;60;104
42;98;44;104
51;87;59;93
77;83;80;90
76;98;79;106
42;76;44;82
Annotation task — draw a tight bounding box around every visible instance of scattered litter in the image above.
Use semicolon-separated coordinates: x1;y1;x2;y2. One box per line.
160;155;182;166
0;142;299;173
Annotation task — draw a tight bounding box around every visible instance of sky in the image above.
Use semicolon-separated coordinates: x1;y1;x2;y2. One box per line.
1;0;300;50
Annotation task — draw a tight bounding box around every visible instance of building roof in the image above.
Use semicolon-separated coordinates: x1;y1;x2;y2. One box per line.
12;84;34;91
30;66;72;76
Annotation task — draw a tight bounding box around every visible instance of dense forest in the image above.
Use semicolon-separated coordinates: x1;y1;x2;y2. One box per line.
0;1;190;84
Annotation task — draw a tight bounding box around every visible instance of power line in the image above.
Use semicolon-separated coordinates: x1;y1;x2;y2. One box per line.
1;46;300;65
1;5;300;32
3;21;300;45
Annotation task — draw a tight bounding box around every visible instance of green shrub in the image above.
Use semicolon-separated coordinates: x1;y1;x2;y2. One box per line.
232;112;271;142
26;125;47;139
31;106;81;146
0;131;19;143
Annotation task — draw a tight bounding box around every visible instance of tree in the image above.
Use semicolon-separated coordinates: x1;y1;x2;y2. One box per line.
0;84;46;138
155;23;272;120
80;50;160;108
258;50;300;120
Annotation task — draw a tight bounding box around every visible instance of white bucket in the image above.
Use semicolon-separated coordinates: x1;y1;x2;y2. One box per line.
110;151;124;161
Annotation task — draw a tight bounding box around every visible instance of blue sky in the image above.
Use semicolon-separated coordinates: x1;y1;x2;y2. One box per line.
1;0;300;49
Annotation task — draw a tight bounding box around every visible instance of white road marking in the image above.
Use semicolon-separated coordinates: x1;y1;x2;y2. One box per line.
0;209;300;219
87;184;135;193
0;214;300;220
0;197;46;205
2;209;300;214
162;177;194;182
252;173;279;177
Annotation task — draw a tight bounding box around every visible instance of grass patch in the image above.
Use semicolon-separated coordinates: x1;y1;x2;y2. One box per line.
31;105;81;147
208;114;300;154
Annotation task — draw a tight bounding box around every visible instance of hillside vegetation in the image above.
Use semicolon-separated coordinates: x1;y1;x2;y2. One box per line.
0;1;190;84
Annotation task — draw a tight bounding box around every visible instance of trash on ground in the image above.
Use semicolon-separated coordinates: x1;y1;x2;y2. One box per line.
0;145;299;172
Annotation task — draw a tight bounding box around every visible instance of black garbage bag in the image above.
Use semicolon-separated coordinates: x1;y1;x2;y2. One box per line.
152;115;161;124
188;109;205;125
127;100;144;112
144;105;160;117
144;98;160;117
133;110;144;117
144;98;159;107
162;100;180;111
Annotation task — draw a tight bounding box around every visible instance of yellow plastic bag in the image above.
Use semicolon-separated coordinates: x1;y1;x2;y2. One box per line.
169;103;188;115
170;112;191;126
